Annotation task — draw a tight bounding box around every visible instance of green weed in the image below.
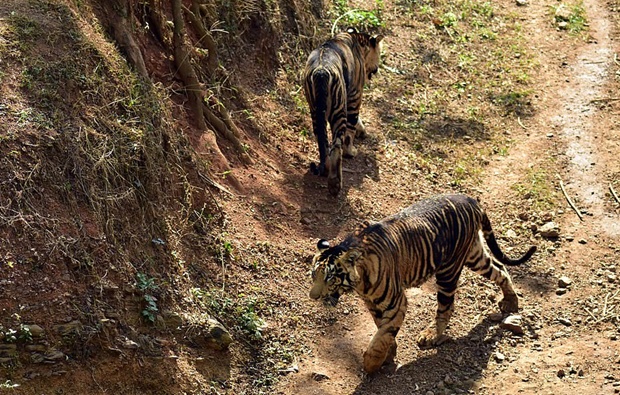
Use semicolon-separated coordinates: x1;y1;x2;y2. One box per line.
137;273;159;323
512;167;556;210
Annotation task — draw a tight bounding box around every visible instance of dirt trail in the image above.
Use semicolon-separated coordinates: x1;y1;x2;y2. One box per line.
553;0;620;236
277;0;620;393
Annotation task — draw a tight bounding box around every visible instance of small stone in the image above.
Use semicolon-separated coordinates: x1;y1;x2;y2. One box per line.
495;351;506;362
121;338;140;349
489;312;503;322
312;372;329;381
24;324;44;338
558;276;572;288
558;318;572;326
44;349;66;361
608;274;617;283
505;229;517;239
557;369;566;378
54;320;82;336
556;288;568;295
500;315;524;335
578;239;587;244
546;133;554;138
425;391;435;395
162;311;184;329
25;345;47;352
539;222;560;238
516;0;528;6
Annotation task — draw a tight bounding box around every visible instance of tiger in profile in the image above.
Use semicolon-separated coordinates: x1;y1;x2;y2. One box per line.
309;194;536;373
303;27;384;196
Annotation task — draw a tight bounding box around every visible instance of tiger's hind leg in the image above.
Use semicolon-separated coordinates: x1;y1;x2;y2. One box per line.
417;263;463;348
362;293;406;374
466;235;519;313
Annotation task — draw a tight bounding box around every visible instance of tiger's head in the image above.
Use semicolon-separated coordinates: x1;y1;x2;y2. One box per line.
309;239;361;307
347;27;384;81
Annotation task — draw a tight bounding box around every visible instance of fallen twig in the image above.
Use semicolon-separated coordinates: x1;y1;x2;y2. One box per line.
557;175;583;221
517;117;528;130
589;97;620;105
583;306;598;323
610;183;620;205
614;53;620;67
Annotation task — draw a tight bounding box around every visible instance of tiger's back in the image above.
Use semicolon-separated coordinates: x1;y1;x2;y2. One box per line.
302;28;383;196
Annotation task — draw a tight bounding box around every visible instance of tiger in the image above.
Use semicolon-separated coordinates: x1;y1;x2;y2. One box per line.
302;27;384;196
309;194;536;374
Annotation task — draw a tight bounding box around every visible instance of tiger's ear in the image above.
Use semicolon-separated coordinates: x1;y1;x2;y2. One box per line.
317;239;330;252
371;35;384;46
346;27;358;34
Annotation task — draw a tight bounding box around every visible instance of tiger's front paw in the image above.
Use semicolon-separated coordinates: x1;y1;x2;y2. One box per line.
363;348;388;374
417;327;449;349
498;295;519;313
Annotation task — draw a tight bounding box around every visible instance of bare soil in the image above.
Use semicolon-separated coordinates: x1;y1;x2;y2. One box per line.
0;0;619;394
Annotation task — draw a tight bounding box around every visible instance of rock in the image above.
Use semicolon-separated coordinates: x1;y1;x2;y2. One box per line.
558;276;572;288
558;318;572;326
425;391;435;395
539;222;560;238
54;320;82;336
0;344;17;358
556;288;568;295
120;338;140;349
609;274;617;283
489;312;503;322
495;351;506;362
25;345;47;352
187;317;233;351
312;372;329;381
557;368;566;378
163;311;184;328
203;318;233;351
505;229;517;239
555;5;572;21
516;0;528;5
557;21;568;30
24;324;44;338
31;353;45;364
44;349;66;362
578;239;587;244
500;315;524;335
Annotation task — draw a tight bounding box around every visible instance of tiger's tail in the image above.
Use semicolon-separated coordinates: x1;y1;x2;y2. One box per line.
482;212;537;266
309;68;329;176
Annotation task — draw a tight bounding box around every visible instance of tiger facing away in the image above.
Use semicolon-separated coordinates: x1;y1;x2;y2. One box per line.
303;27;384;196
309;194;537;374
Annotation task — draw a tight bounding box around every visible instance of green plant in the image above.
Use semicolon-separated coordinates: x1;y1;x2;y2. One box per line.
142;294;159;323
136;273;159;323
512;167;556;209
236;297;266;340
332;0;385;30
553;2;587;34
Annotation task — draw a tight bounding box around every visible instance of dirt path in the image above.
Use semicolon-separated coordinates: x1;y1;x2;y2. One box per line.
275;0;620;393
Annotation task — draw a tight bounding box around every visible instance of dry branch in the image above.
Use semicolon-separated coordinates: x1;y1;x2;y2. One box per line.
557;175;583;221
610;183;620;205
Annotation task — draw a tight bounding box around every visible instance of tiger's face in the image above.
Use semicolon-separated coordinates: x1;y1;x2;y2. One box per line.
309;239;360;307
